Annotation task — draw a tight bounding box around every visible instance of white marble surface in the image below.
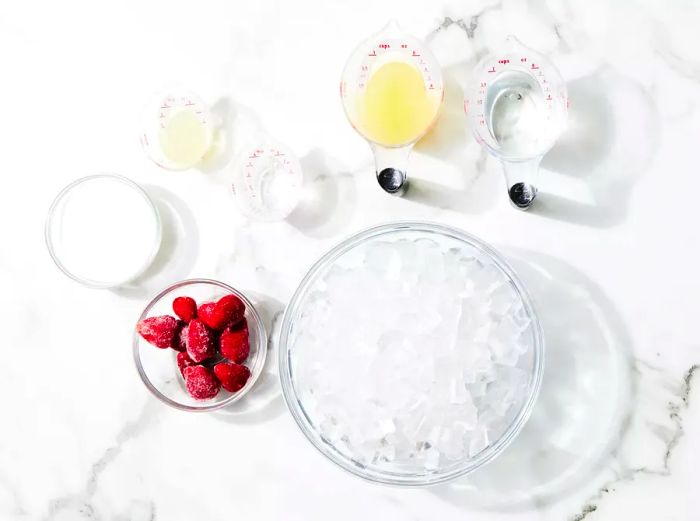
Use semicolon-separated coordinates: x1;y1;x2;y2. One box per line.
1;0;699;519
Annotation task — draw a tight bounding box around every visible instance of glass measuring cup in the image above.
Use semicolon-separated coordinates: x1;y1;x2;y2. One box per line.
140;88;214;170
465;36;567;209
341;21;444;196
230;137;303;222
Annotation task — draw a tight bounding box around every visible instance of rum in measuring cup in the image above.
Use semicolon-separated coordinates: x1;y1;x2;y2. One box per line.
485;70;551;157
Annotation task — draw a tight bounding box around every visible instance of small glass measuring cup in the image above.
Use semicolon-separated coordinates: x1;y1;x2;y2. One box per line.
140;88;214;171
465;36;567;209
341;21;444;196
230;137;303;222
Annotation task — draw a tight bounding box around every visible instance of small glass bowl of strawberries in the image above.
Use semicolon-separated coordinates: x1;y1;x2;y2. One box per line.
133;279;267;411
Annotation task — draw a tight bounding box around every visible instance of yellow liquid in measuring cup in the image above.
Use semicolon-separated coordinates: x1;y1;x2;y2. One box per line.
158;109;210;168
357;61;440;147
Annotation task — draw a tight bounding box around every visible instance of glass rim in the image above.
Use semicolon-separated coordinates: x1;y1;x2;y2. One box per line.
44;173;163;288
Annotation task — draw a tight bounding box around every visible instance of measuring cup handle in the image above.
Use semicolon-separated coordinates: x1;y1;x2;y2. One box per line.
501;156;543;210
371;143;412;196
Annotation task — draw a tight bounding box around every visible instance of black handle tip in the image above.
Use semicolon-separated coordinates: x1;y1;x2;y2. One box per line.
377;168;407;196
508;182;537;210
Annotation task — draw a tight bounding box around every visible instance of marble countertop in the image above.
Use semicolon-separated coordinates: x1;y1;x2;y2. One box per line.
1;0;699;519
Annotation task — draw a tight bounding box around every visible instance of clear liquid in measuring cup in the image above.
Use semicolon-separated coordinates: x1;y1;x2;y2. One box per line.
486;70;549;158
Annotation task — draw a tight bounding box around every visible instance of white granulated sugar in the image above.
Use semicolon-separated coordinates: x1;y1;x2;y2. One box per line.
290;235;536;474
49;177;160;285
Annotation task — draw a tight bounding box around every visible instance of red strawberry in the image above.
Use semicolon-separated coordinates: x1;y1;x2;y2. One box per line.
176;351;196;376
197;302;217;329
183;365;221;400
173;296;197;322
136;315;179;349
220;322;250;363
213;362;251;393
186;319;215;363
228;317;248;334
172;321;188;352
198;294;245;331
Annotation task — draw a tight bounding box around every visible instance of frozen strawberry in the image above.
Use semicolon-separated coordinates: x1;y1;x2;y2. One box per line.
213;362;250;393
172;296;197;323
172;321;188;352
197;302;217;330
183;365;221;400
227;317;248;334
186;319;215;363
210;294;246;331
136;315;179;349
176;351;196;376
220;323;250;364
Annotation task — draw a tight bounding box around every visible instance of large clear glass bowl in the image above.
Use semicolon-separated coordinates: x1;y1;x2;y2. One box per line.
279;222;544;486
133;279;268;412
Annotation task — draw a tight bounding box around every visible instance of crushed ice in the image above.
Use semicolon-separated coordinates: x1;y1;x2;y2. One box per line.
291;237;534;473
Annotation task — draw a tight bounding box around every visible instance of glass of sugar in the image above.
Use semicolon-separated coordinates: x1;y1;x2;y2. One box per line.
45;174;162;288
278;221;544;486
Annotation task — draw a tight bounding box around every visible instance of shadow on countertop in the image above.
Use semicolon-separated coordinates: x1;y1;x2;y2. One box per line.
431;249;636;510
534;65;660;227
287;148;359;239
213;292;287;425
408;61;500;215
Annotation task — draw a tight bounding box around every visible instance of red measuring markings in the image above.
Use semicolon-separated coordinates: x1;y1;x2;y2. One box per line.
546;94;552;100
488;66;496;73
378;43;390;49
520;57;527;62
498;59;510;64
531;63;539;70
401;43;408;48
429;84;434;89
160;103;170;109
274;151;284;157
368;50;376;56
412;50;420;56
185;100;195;106
142;134;149;146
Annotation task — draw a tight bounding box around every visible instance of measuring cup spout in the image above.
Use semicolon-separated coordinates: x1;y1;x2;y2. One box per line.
501;156;542;210
370;143;411;196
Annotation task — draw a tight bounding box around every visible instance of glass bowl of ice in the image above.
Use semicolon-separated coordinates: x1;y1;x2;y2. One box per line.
279;222;544;485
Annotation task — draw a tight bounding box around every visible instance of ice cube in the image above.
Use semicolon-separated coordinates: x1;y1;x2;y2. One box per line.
364;241;401;279
488;281;518;315
424;447;441;470
468;425;490;457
